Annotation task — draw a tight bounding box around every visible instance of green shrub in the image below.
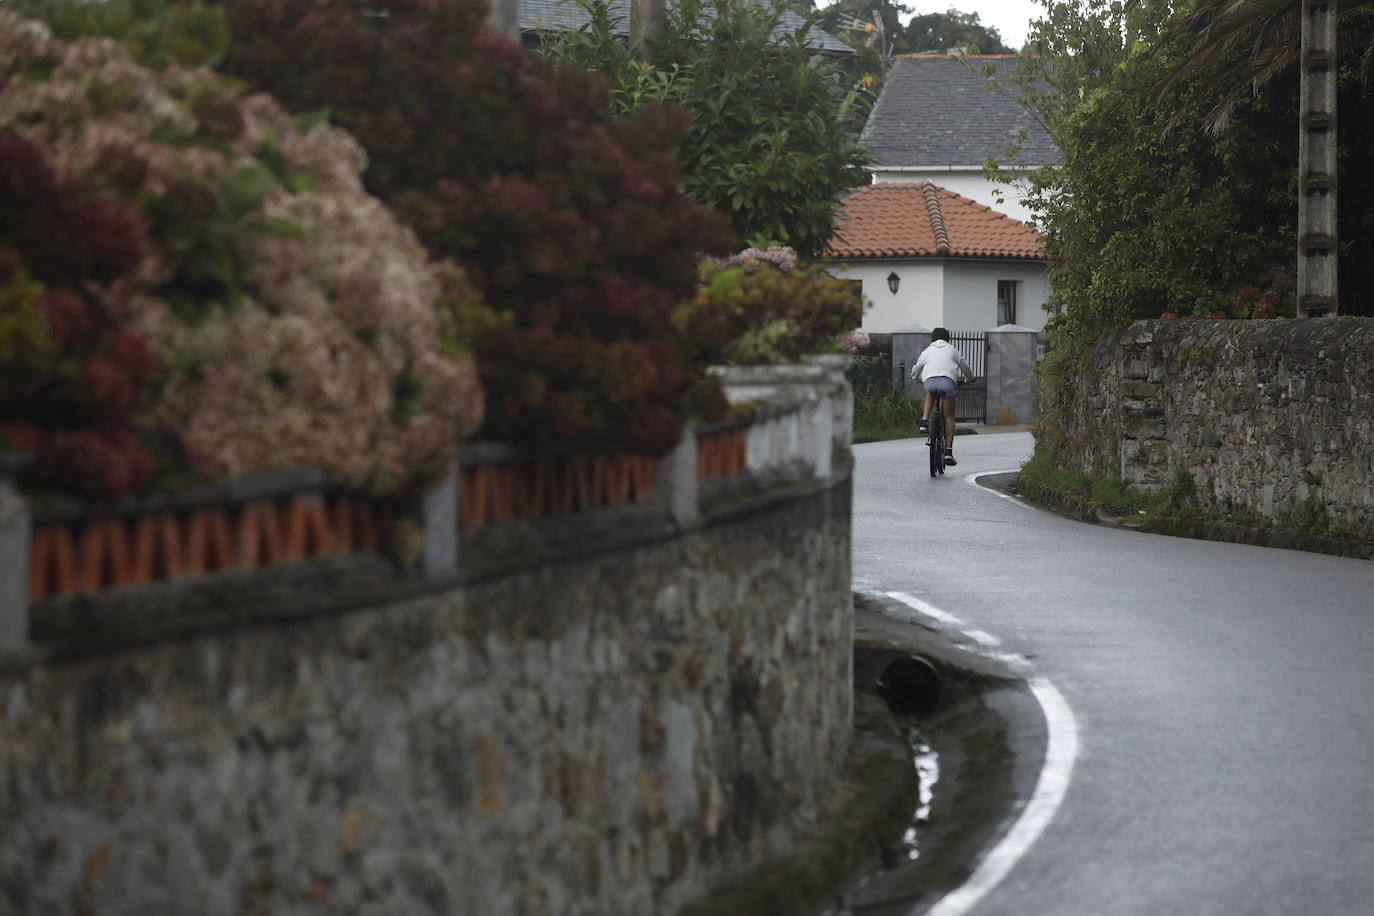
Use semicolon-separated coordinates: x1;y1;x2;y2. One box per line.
852;388;922;440
678;249;864;367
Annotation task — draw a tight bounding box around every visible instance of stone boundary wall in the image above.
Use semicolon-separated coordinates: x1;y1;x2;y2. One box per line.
0;367;856;916
1048;318;1374;533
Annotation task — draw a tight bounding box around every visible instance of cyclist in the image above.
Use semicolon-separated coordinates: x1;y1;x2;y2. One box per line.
910;327;973;466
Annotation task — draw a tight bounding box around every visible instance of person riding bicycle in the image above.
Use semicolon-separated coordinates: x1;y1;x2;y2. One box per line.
910;327;973;467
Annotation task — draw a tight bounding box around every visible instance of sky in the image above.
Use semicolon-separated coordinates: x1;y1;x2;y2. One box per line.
907;0;1044;50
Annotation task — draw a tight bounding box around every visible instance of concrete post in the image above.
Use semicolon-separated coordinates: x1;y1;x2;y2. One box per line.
656;428;699;525
803;353;853;453
419;458;459;576
986;324;1039;425
804;395;833;479
0;478;30;647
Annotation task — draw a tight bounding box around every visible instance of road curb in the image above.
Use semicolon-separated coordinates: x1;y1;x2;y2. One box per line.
1010;470;1374;560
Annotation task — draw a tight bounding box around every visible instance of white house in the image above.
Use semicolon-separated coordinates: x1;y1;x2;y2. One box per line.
822;180;1048;333
860;54;1057;225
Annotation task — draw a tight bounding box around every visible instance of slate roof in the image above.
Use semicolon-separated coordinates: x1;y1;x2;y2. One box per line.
823;181;1043;261
860;55;1058;168
520;0;855;57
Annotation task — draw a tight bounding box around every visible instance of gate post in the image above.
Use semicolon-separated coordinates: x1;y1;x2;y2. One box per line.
890;324;931;400
986;324;1038;425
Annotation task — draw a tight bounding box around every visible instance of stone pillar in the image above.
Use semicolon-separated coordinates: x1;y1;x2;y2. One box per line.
890;324;931;400
1118;334;1169;491
419;459;459;576
985;324;1039;425
656;428;699;525
0;476;30;648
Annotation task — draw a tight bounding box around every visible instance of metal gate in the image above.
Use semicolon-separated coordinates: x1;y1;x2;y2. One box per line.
950;331;988;424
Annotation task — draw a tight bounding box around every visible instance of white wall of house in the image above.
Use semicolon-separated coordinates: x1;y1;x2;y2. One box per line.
826;258;1050;333
943;260;1050;332
827;260;945;332
871;168;1036;225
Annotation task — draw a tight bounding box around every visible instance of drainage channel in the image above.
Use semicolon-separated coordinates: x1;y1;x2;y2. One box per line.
830;637;1049;916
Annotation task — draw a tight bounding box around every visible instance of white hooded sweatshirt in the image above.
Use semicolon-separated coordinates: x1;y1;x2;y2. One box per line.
910;339;973;384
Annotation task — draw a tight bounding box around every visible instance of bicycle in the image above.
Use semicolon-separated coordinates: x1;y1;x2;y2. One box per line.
927;392;947;477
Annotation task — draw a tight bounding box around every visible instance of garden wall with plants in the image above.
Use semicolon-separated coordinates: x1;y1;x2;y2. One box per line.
0;364;857;916
0;1;872;912
1036;317;1374;541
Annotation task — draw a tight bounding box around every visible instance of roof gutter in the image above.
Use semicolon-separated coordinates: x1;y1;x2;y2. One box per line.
871;165;993;173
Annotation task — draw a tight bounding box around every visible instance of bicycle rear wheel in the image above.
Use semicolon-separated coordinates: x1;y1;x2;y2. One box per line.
928;413;944;477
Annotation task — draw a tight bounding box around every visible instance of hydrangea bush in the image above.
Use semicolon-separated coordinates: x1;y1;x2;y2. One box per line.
0;128;160;499
0;10;483;498
213;0;736;456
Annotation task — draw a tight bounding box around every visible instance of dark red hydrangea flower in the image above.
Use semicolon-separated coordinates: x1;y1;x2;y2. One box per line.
37;287;104;349
70;197;146;282
0;422;41;454
622;403;681;456
35;430;150;499
79;356;136;413
105;329;160;388
0;131;58;202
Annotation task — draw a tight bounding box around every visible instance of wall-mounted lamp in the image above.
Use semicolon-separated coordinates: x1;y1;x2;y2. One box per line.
886;271;900;295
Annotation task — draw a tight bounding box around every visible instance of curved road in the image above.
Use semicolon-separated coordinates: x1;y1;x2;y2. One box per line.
853;432;1374;916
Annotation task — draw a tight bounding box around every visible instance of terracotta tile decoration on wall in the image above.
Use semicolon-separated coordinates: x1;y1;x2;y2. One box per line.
458;454;657;531
696;428;748;483
28;494;392;601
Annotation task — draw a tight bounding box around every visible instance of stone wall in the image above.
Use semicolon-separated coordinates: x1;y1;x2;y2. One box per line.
0;476;852;916
1046;317;1374;533
0;367;857;916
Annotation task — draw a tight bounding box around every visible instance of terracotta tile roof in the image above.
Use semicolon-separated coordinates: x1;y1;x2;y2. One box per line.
860;55;1058;168
823;181;1044;261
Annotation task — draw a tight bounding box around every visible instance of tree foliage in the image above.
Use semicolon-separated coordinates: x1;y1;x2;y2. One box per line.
992;0;1374;341
901;9;1015;53
538;0;871;259
1151;0;1374;134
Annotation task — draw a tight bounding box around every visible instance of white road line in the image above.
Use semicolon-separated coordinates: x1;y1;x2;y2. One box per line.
967;469;1038;510
884;591;1080;916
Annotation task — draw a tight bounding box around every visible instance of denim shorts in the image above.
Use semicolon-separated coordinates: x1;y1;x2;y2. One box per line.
923;376;956;397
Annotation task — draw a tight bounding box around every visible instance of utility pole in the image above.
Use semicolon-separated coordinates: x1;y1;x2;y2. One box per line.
630;0;665;61
486;0;520;39
1298;0;1338;316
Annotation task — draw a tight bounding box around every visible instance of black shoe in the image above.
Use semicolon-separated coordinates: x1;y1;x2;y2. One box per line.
944;449;956;466
919;419;929;433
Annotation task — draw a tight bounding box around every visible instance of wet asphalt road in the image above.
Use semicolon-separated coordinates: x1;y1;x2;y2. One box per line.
852;432;1374;916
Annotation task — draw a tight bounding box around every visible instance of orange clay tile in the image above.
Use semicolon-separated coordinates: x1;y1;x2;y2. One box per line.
824;181;1044;262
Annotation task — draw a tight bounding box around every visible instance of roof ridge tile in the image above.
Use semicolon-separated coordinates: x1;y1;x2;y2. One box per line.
920;181;951;256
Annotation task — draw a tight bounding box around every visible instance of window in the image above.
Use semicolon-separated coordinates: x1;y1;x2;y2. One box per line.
997;280;1018;326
